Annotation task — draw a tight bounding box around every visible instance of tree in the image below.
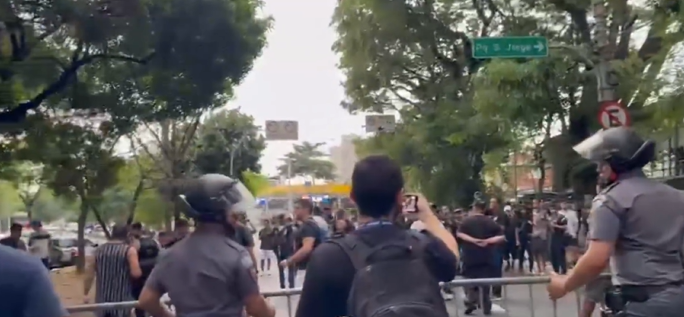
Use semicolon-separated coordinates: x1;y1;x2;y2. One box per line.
333;0;684;203
9;163;44;220
277;142;335;183
465;0;684;192
134;118;202;229
194;109;266;179
332;0;508;206
0;0;271;125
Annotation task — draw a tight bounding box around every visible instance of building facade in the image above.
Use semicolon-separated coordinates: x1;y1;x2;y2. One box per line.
329;134;359;184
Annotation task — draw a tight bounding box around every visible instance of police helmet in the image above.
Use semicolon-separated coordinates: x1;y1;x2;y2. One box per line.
572;126;655;173
179;174;256;223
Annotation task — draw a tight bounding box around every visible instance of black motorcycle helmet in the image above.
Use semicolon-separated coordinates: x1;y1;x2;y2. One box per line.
572;126;655;173
179;174;255;223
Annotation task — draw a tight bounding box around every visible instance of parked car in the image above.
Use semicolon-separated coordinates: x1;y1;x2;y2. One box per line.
49;237;98;268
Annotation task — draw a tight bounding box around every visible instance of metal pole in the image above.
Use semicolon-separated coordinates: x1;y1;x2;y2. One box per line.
592;0;618;103
287;158;293;212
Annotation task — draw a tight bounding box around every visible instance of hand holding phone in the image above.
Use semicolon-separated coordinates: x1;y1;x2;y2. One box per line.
403;195;419;213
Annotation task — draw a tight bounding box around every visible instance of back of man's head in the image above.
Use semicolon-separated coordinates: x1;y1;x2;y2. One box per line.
351;155;404;218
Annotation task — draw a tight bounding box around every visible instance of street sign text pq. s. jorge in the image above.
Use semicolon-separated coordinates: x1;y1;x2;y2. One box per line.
265;120;298;141
472;36;548;59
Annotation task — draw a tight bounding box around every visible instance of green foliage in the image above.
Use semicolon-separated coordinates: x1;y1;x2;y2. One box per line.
0;0;271;124
334;0;684;200
242;170;269;196
277;142;336;181
194;109;266;179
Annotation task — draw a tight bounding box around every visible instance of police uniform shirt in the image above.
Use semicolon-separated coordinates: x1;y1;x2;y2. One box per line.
144;232;259;316
589;170;684;286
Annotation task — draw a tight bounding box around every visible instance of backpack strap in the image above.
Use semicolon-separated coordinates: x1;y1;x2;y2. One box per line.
329;234;374;271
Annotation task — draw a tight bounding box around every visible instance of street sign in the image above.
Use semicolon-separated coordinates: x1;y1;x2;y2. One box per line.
472;36;549;59
265;120;298;140
365;115;396;133
598;101;630;129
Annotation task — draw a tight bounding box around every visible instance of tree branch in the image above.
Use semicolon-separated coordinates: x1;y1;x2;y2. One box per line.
0;52;155;124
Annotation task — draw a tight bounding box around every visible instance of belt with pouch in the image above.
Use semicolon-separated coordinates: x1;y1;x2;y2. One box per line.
617;282;683;303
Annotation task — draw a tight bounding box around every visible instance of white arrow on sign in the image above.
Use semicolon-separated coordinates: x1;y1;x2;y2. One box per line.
534;42;545;52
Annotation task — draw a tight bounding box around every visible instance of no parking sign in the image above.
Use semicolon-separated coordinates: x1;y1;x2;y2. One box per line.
598;101;630;129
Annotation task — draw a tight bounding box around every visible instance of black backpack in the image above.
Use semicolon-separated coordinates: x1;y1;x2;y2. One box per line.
138;237;160;274
330;232;449;317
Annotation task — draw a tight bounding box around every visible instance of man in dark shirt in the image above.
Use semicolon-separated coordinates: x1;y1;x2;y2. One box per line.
458;200;505;315
295;155;459;317
279;198;320;272
274;214;297;289
258;220;277;275
0;223;27;251
229;212;257;271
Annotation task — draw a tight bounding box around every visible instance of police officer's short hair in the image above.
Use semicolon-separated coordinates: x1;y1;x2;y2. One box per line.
351;155;404;218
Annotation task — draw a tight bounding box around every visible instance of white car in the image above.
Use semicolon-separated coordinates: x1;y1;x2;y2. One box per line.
49;237;98;268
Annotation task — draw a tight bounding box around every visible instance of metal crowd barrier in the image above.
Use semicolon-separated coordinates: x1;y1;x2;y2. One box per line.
66;275;609;316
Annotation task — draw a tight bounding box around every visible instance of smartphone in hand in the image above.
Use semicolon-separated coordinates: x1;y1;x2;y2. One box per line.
403;195;419;213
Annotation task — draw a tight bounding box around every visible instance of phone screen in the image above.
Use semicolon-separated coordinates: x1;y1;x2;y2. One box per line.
403;195;419;213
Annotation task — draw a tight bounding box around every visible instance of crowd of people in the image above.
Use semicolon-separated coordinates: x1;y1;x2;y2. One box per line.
3;126;684;317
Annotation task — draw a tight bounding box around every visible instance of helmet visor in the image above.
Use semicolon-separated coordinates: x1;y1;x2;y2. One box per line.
229;181;257;213
572;130;607;161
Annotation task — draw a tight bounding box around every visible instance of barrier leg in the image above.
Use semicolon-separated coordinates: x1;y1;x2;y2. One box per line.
528;283;536;317
286;293;292;317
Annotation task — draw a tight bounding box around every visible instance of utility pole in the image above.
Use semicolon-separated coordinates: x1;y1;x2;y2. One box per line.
592;0;619;103
286;158;293;212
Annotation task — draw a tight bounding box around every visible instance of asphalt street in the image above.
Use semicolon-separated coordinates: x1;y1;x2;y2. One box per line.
257;268;595;317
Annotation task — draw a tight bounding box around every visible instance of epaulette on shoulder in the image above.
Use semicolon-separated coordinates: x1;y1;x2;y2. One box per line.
601;181;620;194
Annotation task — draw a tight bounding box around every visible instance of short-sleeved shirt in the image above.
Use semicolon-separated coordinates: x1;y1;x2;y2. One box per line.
28;230;51;258
294;223;457;317
0;246;66;317
590;171;684;286
531;212;549;239
145;232;259;317
294;219;321;269
259;228;276;250
0;237;27;251
458;214;503;269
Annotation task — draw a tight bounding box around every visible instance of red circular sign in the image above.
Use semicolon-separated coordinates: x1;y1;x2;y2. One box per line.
598;101;630;128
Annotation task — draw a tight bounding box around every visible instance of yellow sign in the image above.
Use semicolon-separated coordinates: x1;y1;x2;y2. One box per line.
260;183;351;197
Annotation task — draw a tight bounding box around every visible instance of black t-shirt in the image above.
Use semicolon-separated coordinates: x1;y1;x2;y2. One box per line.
458;214;503;269
259;228;276;250
516;215;533;239
294;225;457;317
295;220;320;269
551;214;568;239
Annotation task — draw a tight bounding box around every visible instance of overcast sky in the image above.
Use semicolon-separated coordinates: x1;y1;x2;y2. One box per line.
231;0;366;176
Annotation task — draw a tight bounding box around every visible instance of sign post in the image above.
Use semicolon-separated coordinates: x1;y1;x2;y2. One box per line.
598;101;630;129
265;120;299;141
364;115;396;133
265;120;299;211
472;36;549;59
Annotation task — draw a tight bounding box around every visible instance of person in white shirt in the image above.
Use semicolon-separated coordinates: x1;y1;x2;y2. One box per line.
28;220;51;269
559;202;580;266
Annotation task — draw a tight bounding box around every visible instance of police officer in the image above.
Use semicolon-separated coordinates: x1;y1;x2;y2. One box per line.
137;174;276;317
547;127;684;316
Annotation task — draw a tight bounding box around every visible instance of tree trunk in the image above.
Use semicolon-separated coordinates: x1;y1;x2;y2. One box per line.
126;178;145;225
76;202;88;273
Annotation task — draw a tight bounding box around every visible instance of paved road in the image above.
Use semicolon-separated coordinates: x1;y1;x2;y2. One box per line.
258;268;596;317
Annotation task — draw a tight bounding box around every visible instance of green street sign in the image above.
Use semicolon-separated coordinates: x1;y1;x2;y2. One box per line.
471;36;549;59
